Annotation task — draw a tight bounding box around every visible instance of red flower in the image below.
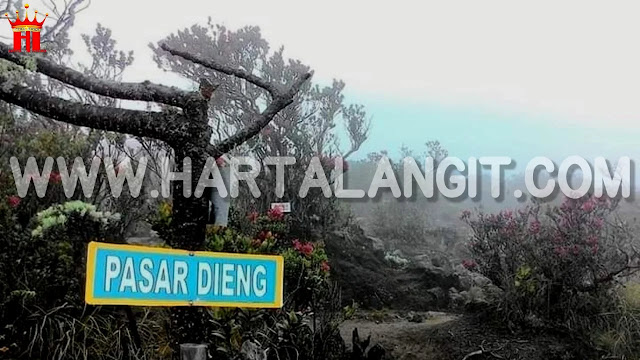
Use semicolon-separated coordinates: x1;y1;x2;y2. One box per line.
293;239;314;257
300;243;314;256
248;211;259;223
268;206;284;220
321;261;331;273
50;171;62;184
7;195;20;208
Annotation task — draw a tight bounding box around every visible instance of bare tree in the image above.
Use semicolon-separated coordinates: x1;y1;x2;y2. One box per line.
0;39;310;348
151;25;370;235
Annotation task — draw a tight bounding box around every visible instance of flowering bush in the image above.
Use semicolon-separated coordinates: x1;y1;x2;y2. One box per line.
0;201;125;358
148;204;340;359
462;196;640;332
31;200;121;238
198;209;338;359
207;210;331;304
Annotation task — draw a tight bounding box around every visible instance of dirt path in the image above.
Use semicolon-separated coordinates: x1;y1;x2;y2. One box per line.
339;311;458;360
339;311;595;360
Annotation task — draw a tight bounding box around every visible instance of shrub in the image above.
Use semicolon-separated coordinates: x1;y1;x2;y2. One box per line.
462;196;640;334
148;205;343;360
0;201;164;359
204;212;340;360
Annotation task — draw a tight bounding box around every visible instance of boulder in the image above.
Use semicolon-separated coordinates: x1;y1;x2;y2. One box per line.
324;227;457;310
368;236;385;252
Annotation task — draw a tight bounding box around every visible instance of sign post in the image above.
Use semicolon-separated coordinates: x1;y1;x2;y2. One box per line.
180;344;207;360
85;242;284;308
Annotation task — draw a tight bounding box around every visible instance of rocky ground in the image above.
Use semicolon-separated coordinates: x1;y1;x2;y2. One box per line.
324;226;501;311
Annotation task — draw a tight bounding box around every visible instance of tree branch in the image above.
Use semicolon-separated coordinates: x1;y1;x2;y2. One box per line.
160;43;282;97
0;42;196;107
0;79;185;141
211;71;312;155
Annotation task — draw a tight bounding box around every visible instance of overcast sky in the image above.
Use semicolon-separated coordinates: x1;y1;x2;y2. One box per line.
63;0;640;162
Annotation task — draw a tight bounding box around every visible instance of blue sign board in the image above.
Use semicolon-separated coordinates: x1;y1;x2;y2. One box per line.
85;242;284;308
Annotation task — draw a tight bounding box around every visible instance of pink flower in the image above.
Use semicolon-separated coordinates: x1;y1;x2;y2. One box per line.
247;211;259;223
554;246;569;257
501;210;513;219
586;235;598;246
215;157;226;167
571;245;580;256
321;261;331;273
462;259;477;270
581;200;595;213
49;171;62;184
552;231;565;244
529;220;541;235
591;217;604;230
7;195;20;208
268;206;284;221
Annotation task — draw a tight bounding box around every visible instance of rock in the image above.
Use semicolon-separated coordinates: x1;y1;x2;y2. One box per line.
414;254;452;273
430;254;453;272
454;265;492;291
368;236;385;252
384;250;410;267
449;265;504;309
449;287;466;308
426;287;447;307
460;284;504;310
324;227;463;310
472;273;492;288
406;311;424;323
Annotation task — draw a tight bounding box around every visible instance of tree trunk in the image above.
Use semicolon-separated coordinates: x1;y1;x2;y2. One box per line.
167;103;215;356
